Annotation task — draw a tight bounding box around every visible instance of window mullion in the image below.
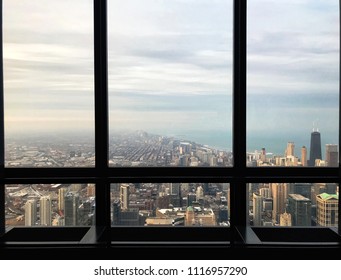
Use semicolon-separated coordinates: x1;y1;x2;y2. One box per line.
94;0;110;230
0;0;5;236
232;0;247;227
338;2;341;235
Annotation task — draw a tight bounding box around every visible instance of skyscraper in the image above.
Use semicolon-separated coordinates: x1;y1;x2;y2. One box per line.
287;194;311;226
40;196;51;226
301;146;307;166
112;199;121;225
325;144;338;167
120;184;130;210
316;193;338;227
25;199;37;226
271;183;287;223
286;142;295;157
64;191;79;226
309;130;322;166
253;193;263;226
58;187;67;212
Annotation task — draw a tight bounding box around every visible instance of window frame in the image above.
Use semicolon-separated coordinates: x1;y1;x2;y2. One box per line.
0;0;340;247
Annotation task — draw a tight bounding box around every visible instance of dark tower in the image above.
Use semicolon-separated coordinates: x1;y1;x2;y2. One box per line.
308;131;322;166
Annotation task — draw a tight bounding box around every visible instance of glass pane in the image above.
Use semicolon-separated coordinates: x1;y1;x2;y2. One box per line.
4;0;94;167
108;0;233;167
5;184;95;227
111;183;230;226
248;183;339;227
247;0;339;167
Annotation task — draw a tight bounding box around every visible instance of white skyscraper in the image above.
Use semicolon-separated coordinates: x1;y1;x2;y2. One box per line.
196;186;204;200
120;184;130;210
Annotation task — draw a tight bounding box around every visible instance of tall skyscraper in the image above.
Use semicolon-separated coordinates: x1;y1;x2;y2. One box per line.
325;144;338;167
309;130;322;166
271;183;287;223
252;193;263;226
287;194;311;226
64;192;79;226
25;199;37;226
301;146;307;166
112;199;121;225
40;196;51;226
316;193;338;227
58;187;67;212
120;184;130;210
286;142;295;157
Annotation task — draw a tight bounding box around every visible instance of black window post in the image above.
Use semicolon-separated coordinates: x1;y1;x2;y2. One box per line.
232;0;247;232
94;0;110;238
0;0;5;237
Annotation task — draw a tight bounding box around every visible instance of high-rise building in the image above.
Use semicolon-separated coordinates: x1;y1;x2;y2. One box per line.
87;184;96;197
25;199;37;226
187;193;197;207
196;186;204;200
58;187;67;212
309;130;322;166
316;193;338;227
287;194;311;226
120;184;130;210
260;148;266;162
40;196;51;226
253;193;263;226
325;144;338;167
301;146;307;166
286;142;295;157
112;200;121;225
170;183;180;196
271;183;288;223
64;192;80;226
218;205;228;223
293;183;312;200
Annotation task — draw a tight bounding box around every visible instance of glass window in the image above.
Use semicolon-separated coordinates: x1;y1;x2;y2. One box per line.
111;183;230;226
247;0;339;167
5;184;95;227
248;183;339;227
108;0;233;167
3;0;95;167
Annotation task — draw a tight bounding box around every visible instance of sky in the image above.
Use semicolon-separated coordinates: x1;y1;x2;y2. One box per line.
3;0;339;154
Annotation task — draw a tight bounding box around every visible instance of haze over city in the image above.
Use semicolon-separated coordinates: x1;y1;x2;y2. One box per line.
3;0;338;155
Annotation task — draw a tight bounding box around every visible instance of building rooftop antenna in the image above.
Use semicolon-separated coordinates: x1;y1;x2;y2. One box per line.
312;119;319;132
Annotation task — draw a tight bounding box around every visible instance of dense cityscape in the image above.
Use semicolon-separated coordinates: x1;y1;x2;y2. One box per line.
4;129;339;228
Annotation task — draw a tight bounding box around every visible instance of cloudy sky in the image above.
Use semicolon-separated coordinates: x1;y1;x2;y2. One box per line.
3;0;339;153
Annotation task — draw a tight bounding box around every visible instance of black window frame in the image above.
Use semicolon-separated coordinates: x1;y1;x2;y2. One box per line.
0;0;340;253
